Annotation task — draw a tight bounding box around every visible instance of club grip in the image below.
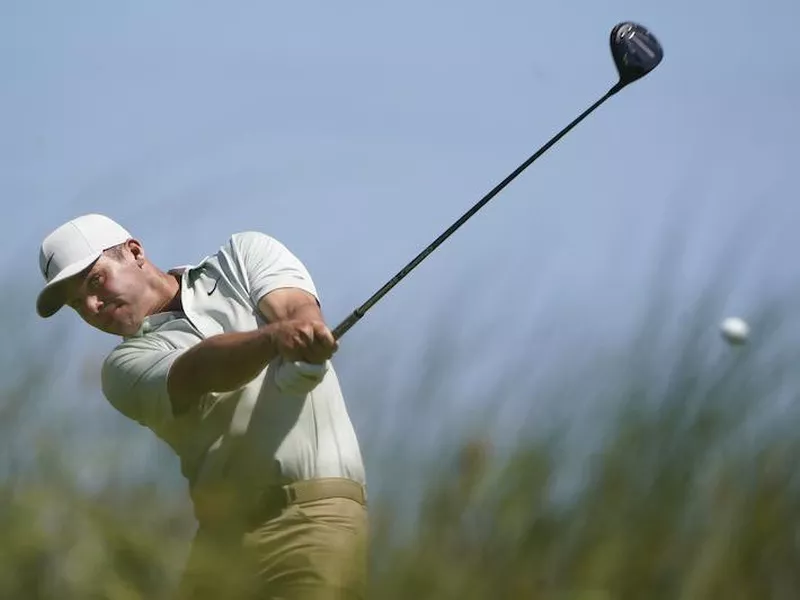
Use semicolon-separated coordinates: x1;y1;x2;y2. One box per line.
332;310;363;340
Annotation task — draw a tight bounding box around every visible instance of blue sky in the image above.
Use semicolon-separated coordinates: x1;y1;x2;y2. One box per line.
3;0;800;495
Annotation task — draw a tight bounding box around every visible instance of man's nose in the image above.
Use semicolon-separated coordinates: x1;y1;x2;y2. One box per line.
85;295;103;315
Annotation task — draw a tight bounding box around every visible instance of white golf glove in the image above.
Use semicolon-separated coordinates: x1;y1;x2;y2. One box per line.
274;358;329;395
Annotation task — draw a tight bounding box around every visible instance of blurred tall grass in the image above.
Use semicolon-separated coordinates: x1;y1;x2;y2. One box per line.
2;271;799;599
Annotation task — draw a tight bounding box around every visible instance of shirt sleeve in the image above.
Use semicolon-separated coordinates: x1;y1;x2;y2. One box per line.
229;231;319;307
101;337;184;433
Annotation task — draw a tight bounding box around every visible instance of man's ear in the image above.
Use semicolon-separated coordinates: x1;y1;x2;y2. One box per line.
126;239;146;266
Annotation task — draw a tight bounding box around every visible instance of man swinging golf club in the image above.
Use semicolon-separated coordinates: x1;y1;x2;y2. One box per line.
36;213;368;599
34;19;663;600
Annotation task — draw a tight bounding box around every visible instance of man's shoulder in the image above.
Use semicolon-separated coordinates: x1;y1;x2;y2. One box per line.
100;329;185;403
228;230;273;242
194;231;280;268
224;231;285;256
172;232;277;273
221;230;274;248
217;231;304;273
102;330;176;367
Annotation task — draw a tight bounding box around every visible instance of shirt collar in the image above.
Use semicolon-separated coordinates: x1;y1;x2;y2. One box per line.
127;259;209;338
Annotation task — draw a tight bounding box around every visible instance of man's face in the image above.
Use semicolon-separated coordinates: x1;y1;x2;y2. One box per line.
62;242;149;336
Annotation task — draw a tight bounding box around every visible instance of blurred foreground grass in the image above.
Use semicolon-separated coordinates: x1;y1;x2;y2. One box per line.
2;292;799;600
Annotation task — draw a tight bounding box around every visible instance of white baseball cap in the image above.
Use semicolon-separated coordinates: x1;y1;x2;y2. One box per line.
36;214;132;318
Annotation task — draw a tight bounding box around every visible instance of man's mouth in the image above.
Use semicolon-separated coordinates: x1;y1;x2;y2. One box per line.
99;301;119;322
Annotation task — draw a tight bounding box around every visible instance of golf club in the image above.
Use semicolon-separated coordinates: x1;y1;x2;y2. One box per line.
332;21;663;340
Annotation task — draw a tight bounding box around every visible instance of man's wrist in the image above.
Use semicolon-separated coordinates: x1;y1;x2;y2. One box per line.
257;323;281;360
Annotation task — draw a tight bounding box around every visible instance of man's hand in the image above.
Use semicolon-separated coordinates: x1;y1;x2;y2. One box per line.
266;318;338;364
258;288;338;364
168;283;337;416
167;316;336;416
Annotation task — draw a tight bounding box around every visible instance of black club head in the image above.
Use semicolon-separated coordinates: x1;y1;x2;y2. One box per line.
610;22;663;86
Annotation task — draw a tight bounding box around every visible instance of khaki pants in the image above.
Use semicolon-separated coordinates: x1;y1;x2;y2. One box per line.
176;481;368;600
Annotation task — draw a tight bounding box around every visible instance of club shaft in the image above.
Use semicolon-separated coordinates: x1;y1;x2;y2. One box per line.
332;83;623;340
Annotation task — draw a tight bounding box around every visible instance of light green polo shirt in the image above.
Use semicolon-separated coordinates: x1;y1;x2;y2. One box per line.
100;231;366;504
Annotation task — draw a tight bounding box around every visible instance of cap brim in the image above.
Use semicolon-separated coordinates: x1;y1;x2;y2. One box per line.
36;252;102;318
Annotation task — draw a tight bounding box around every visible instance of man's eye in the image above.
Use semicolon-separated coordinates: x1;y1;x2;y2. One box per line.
88;275;102;289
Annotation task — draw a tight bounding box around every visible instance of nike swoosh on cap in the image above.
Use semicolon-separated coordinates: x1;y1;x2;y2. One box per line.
43;253;55;279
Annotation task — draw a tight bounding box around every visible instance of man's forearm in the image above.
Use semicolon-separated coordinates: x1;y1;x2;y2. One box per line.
168;327;278;415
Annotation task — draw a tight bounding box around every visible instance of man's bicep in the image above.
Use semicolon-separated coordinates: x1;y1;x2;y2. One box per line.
258;287;322;323
101;343;183;432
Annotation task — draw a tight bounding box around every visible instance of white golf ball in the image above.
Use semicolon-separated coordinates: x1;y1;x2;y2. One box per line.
720;317;749;345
